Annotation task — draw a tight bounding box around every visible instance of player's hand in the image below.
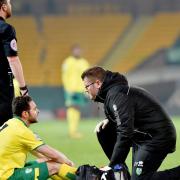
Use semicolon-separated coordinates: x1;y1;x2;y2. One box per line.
66;160;75;167
94;119;109;133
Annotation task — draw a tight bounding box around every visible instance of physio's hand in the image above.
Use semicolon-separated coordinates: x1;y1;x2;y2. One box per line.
100;166;112;171
94;119;109;133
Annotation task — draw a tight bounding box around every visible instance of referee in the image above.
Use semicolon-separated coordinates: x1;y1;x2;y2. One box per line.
0;0;28;126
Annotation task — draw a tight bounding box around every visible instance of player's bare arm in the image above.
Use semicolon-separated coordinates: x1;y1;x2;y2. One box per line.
30;150;50;162
35;144;74;166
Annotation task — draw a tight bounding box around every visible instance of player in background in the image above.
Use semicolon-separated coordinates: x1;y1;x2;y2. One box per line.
0;0;28;126
62;44;89;138
0;96;77;180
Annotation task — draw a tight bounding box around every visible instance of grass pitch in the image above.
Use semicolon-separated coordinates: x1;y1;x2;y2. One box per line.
30;117;180;171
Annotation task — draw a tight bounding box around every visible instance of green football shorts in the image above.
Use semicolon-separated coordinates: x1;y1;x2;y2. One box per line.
8;161;49;180
65;91;87;107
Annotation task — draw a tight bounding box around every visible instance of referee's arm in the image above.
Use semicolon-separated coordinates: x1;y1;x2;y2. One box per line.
7;56;28;95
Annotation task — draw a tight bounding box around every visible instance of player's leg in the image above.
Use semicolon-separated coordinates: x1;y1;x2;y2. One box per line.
8;160;49;180
65;92;82;138
36;161;77;180
69;92;87;138
50;174;63;180
57;163;77;180
67;106;81;138
8;161;77;180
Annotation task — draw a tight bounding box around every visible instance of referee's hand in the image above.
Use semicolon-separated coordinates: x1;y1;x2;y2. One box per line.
94;119;109;133
20;89;29;96
20;85;29;96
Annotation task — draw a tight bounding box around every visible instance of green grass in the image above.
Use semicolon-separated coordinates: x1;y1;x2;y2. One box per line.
29;117;180;171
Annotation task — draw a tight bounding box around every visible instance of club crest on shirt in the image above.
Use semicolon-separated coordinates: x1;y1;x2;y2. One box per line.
25;168;32;174
136;167;142;175
10;39;18;51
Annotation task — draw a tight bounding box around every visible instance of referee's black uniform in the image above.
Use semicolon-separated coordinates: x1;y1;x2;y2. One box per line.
0;16;18;125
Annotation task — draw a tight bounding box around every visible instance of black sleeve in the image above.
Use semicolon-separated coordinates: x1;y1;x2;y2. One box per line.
2;24;18;57
108;92;134;167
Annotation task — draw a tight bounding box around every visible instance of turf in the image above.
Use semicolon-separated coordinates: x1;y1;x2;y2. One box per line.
29;117;180;171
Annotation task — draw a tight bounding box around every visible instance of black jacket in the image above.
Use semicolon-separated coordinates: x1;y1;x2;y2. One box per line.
95;71;176;167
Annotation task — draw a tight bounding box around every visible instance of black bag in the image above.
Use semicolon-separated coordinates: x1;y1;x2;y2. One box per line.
101;164;130;180
75;164;130;180
76;164;103;180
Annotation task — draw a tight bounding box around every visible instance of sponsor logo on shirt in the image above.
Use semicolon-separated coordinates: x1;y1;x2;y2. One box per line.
134;161;144;167
113;104;121;126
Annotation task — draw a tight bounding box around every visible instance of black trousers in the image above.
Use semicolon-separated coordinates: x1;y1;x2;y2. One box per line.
0;102;13;126
97;122;180;180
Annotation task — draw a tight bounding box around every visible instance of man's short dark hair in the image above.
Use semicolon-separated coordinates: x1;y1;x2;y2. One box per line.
81;66;106;82
0;0;7;8
12;96;32;117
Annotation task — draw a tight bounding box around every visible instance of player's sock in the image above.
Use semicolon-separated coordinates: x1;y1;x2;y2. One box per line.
51;174;63;180
58;164;77;180
67;107;81;137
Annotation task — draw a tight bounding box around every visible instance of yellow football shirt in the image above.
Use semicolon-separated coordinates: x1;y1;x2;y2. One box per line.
62;56;89;93
0;117;44;179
